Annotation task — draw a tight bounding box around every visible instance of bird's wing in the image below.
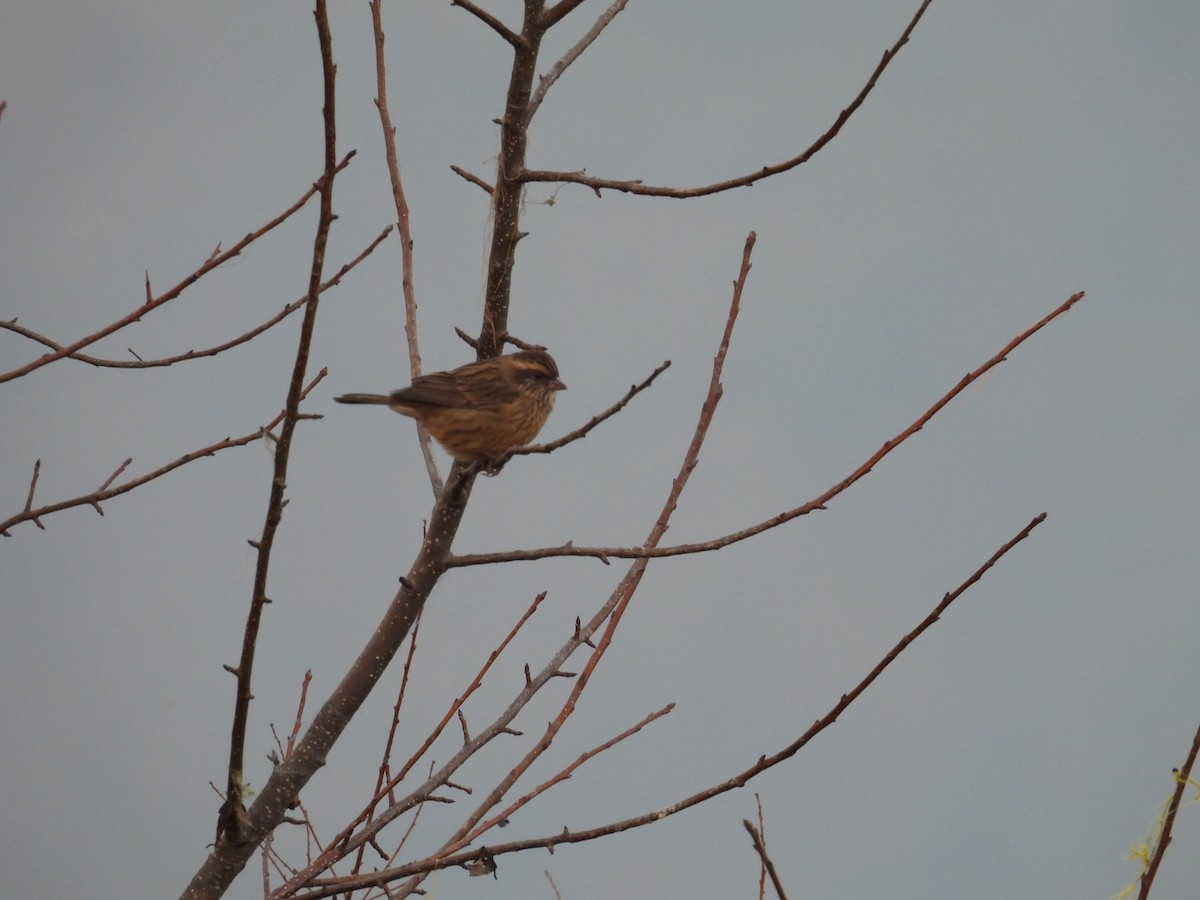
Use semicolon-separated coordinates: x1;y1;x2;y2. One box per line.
389;371;473;407
390;361;520;408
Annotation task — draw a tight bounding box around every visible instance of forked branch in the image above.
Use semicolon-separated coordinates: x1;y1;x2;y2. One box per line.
520;0;935;198
1;153;356;384
285;511;1049;892
448;291;1084;568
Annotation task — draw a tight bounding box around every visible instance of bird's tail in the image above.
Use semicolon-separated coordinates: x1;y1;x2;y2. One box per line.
334;393;392;405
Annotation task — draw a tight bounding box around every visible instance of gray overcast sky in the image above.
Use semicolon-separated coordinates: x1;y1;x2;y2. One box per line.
2;2;1198;898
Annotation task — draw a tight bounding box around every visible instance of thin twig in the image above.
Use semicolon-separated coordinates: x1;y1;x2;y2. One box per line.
315;512;1048;890
448;291;1085;568
528;0;631;120
449;164;494;194
1;153;355;385
520;0;935;198
216;0;342;851
0;226;390;369
432;233;757;866
451;0;522;47
22;459;41;515
497;359;671;464
270;590;551;896
370;0;442;497
285;671;314;760
0;373;326;537
1136;718;1200;899
541;0;590;29
280;232;759;900
459;704;675;848
744;819;790;900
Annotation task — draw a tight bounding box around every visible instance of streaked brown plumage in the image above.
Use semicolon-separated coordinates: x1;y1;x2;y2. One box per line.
335;349;566;463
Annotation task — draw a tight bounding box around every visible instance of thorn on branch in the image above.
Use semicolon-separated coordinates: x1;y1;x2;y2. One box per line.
450;165;494;195
454;326;479;350
24;459;41;512
223;664;240;676
524;663;532;686
98;457;133;492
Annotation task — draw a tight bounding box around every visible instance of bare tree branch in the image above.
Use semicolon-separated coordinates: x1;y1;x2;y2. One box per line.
450;164;494;194
528;0;631;120
452;0;523;48
286;512;1049;894
448;291;1085;568
213;0;344;866
275;230;759;900
744;818;790;900
520;0;935;198
370;0;443;496
0;372;326;537
541;0;591;29
1;226;390;369
1136;718;1200;899
0;153;356;384
490;359;671;466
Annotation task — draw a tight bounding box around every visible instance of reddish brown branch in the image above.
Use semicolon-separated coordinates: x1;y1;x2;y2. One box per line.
21;459;42;529
1;153;355;385
460;703;675;848
497;359;671;463
449;164;494;194
448;291;1085;568
370;0;442;496
1;227;389;369
451;0;522;47
430;233;757;866
520;0;935;198
1;374;325;537
1137;718;1200;899
316;512;1048;890
475;0;548;356
276;232;758;900
528;0;631;120
744;818;789;900
541;0;590;29
210;0;343;870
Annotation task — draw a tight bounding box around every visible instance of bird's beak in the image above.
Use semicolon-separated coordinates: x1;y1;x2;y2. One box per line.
549;378;567;391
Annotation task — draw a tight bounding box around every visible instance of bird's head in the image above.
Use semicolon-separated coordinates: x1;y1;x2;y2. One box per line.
506;349;567;397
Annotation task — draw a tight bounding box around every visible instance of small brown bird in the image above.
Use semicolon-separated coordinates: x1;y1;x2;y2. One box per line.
335;349;566;463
